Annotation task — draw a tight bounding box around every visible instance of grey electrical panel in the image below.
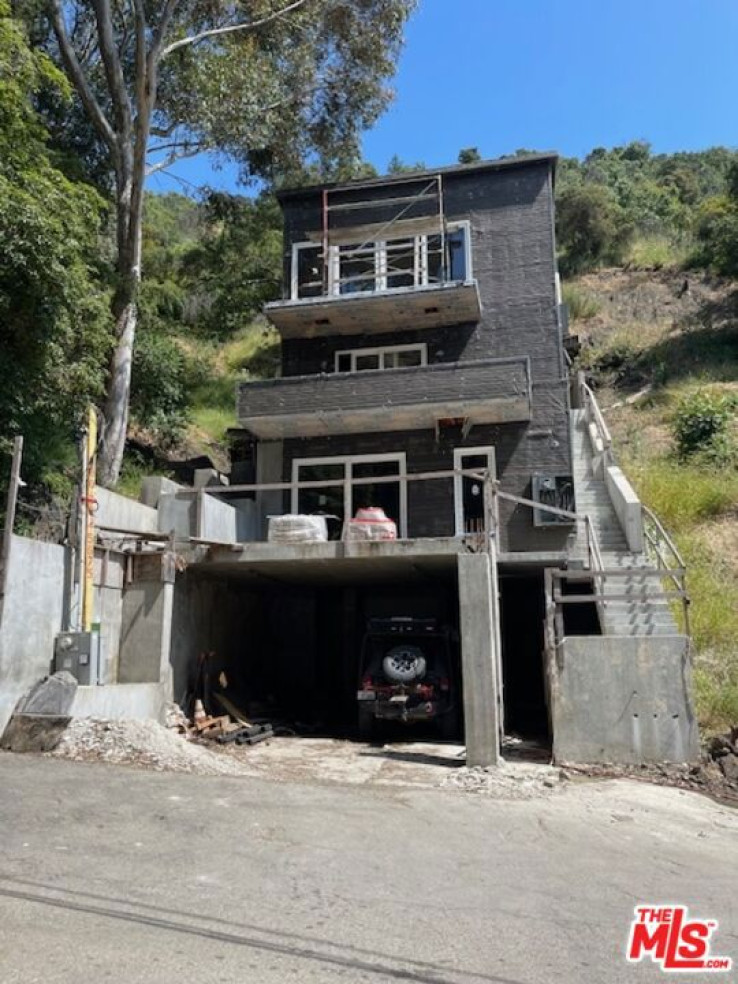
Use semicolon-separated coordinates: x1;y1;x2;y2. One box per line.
532;473;575;527
54;631;101;685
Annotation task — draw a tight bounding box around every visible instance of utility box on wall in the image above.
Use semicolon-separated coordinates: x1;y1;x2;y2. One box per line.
532;474;575;527
54;632;101;686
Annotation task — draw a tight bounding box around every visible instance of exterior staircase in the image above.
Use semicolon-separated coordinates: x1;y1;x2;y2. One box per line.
570;408;680;637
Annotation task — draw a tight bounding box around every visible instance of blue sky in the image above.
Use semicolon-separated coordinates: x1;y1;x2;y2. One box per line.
149;0;738;195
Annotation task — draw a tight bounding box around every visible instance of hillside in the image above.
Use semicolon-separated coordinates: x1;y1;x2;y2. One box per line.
568;268;738;730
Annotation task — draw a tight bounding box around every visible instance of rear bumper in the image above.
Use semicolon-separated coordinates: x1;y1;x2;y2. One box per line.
358;698;449;722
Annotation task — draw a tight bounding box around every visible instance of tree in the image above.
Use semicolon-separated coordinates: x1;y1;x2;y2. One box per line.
458;147;481;164
22;0;416;484
0;3;110;486
387;153;426;174
557;184;633;274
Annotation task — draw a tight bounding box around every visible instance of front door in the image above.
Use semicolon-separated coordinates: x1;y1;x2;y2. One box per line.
453;447;496;536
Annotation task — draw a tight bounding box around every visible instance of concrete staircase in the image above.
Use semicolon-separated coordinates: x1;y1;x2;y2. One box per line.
570;409;679;636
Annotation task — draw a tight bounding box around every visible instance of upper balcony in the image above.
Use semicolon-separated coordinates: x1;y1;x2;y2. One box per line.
265;215;481;338
237;356;531;439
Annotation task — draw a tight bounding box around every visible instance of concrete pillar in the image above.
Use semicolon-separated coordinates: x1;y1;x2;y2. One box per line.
457;553;501;767
256;440;284;540
118;552;175;695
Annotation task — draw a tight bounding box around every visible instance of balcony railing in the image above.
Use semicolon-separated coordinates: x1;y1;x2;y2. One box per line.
265;224;481;337
237;357;532;439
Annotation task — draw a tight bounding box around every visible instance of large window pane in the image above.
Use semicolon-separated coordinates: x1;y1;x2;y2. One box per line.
355;353;380;371
448;227;467;280
395;348;424;368
296;246;323;298
339;244;376;294
296;463;345;539
385;238;415;289
351;460;401;526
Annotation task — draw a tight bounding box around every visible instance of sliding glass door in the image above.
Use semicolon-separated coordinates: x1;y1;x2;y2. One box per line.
291;453;407;539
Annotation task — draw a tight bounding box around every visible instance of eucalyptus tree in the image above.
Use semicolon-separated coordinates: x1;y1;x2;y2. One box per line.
29;0;415;484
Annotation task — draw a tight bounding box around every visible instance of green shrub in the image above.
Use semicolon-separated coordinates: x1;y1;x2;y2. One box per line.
130;330;190;446
562;283;601;320
671;389;736;461
557;184;633;275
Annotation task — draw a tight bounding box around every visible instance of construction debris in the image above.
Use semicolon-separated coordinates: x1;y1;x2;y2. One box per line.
52;719;253;775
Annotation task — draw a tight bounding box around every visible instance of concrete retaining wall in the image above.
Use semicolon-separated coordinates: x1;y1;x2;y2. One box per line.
549;635;699;764
0;535;67;734
198;491;238;543
71;682;167;721
605;465;643;553
96;486;158;533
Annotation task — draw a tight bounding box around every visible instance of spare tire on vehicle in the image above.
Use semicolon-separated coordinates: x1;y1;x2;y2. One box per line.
382;646;427;683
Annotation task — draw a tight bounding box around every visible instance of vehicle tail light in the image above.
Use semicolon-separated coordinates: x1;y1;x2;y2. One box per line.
440;678;450;691
362;677;373;690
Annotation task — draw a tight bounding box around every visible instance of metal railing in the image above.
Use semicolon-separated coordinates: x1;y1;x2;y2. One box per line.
580;376;614;466
642;503;691;636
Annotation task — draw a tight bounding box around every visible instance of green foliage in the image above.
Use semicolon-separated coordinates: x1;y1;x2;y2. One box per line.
556;142;738;275
627;456;738;729
0;4;110;485
458;147;482;164
557;184;633;274
691;196;738;276
387;154;427;174
671;389;737;464
185;191;282;338
625;236;686;270
561;283;601;320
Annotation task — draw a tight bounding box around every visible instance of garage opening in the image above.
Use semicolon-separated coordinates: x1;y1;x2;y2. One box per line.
499;572;549;742
171;564;463;743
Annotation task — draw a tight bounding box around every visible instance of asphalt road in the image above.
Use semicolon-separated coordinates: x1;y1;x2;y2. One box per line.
0;753;736;984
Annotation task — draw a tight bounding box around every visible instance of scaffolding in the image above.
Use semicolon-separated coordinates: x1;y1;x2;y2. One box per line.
298;173;450;299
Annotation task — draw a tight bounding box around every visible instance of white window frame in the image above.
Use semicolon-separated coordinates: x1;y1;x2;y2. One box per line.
290;221;472;300
334;343;428;374
291;452;407;537
453;446;496;536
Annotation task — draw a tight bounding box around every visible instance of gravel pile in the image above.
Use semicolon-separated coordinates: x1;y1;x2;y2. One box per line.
441;764;565;799
52;718;251;776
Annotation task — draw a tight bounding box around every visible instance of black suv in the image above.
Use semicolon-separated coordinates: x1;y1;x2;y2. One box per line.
356;617;459;739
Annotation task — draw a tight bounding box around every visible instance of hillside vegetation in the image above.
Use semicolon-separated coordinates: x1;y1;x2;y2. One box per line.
570;269;738;730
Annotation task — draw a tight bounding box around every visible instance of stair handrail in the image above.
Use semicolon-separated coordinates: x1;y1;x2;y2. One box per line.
641;504;685;569
584;514;608;632
580;378;614;459
641;503;691;637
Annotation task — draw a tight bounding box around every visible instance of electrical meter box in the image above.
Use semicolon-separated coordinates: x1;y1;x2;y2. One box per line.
532;473;576;527
54;631;101;685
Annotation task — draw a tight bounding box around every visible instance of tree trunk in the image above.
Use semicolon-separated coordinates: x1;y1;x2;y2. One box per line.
97;173;142;488
97;293;137;487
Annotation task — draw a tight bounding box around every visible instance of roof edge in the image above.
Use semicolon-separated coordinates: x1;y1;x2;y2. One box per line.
275;152;559;202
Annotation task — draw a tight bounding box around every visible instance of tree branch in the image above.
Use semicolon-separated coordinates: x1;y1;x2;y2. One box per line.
160;0;312;59
147;138;206;156
150;0;182;59
146;145;208;176
92;0;133;139
49;0;117;152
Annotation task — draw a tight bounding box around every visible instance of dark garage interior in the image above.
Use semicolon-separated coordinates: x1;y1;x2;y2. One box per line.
171;563;463;740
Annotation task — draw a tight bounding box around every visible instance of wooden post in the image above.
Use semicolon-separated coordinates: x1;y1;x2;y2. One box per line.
0;435;24;624
81;407;97;632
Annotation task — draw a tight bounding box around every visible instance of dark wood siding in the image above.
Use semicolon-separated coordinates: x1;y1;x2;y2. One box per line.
269;159;571;553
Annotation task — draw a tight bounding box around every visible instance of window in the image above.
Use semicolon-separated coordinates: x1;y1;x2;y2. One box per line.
453;447;496;536
334;343;427;374
291;453;407;539
291;222;471;300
